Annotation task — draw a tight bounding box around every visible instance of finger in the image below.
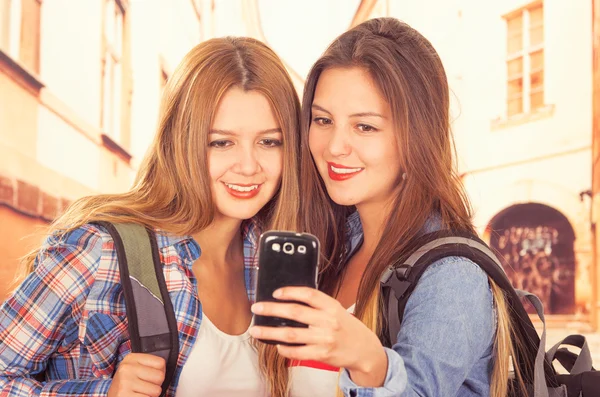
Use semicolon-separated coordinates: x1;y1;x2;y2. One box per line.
136;366;166;386
130;393;156;397
250;325;332;345
132;354;166;371
132;379;163;397
273;287;339;311
251;302;329;327
276;343;333;363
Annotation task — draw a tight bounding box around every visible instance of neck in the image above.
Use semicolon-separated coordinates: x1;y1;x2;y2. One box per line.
192;216;244;269
354;179;407;254
354;208;383;258
354;195;398;256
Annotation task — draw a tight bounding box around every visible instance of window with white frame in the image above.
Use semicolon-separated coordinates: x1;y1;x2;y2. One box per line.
0;0;11;52
505;1;545;117
101;0;125;143
0;0;21;59
0;0;41;73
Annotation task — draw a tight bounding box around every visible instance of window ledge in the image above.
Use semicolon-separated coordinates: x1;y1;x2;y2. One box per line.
0;49;44;95
101;133;132;164
491;104;555;131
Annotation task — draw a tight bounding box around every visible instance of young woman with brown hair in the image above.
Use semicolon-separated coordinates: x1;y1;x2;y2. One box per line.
0;37;300;397
251;18;521;397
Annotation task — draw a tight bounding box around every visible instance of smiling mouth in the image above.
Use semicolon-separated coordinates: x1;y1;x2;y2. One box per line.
224;183;260;192
327;162;364;181
222;182;262;199
330;165;363;174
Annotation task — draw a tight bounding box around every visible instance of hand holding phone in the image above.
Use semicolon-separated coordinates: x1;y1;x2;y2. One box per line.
254;231;320;345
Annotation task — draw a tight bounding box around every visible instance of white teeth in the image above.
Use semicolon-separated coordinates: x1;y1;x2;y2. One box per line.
225;183;259;192
330;165;363;174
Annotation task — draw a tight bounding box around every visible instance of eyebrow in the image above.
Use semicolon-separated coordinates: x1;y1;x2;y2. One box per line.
312;103;386;119
209;128;282;135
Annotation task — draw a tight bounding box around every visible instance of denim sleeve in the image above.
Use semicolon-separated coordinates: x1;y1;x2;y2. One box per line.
339;256;495;397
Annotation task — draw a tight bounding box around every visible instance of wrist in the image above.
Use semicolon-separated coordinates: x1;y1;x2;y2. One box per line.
348;347;388;387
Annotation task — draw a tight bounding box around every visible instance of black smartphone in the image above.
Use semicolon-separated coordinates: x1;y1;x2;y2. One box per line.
254;231;320;345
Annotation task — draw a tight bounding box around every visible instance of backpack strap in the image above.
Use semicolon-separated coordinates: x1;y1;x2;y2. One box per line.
379;230;559;388
546;335;595;374
379;230;506;345
97;222;179;397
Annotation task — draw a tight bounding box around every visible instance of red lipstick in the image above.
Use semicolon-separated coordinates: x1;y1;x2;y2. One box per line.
223;183;262;199
327;162;364;181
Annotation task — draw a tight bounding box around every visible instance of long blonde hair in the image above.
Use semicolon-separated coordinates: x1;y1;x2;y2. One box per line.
18;37;301;279
260;18;525;397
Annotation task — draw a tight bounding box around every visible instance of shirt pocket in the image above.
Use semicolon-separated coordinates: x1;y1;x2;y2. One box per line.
81;311;129;377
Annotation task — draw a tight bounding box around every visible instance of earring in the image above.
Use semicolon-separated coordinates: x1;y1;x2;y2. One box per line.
402;172;407;180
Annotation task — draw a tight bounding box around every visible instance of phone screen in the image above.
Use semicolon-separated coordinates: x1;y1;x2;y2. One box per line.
254;231;320;335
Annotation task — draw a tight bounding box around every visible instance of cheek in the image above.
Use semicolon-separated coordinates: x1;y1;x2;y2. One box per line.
207;152;232;180
357;136;400;170
308;129;326;158
260;149;284;179
376;141;402;177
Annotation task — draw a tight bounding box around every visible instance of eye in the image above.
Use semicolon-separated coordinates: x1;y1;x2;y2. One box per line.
209;140;233;148
356;123;377;133
313;117;333;126
259;138;283;148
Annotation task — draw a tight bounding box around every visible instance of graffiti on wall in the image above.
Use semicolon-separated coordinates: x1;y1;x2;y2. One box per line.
489;204;576;314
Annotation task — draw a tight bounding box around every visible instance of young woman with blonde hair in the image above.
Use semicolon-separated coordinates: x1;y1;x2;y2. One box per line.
251;17;526;397
0;36;300;397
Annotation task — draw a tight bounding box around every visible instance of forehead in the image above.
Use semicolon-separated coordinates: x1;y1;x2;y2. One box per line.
313;67;389;115
212;87;279;132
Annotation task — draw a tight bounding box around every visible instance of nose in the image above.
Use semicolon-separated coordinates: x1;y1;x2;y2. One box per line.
327;126;352;158
233;144;261;176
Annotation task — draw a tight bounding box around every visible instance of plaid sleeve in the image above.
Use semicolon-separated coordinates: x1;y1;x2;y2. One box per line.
0;226;111;397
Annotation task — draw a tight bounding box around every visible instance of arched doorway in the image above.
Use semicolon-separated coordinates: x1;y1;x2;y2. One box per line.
487;203;576;314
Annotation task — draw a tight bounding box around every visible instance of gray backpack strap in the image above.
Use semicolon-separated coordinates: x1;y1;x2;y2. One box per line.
379;230;560;392
516;290;568;397
546;335;594;375
379;231;509;347
97;222;179;397
516;290;550;397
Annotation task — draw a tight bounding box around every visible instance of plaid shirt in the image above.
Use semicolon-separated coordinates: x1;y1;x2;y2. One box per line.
0;221;259;397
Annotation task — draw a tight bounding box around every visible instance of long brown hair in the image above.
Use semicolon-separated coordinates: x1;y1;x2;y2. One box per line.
18;37;301;279
260;18;522;397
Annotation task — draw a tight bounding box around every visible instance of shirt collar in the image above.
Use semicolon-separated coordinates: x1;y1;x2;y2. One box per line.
345;211;443;252
152;218;260;265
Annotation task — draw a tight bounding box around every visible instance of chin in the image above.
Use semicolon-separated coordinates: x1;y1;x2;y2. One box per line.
327;194;360;207
215;198;269;221
219;202;262;219
217;209;261;221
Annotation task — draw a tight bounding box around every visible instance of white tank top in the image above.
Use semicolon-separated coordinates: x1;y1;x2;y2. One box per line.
288;304;356;397
176;314;266;397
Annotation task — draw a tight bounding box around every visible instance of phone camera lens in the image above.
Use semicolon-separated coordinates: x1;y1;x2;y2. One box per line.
283;242;294;255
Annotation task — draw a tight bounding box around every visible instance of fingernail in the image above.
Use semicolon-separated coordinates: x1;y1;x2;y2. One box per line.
273;289;283;298
251;303;263;313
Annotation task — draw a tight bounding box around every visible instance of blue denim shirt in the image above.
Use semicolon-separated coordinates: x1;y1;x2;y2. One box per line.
338;213;496;396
